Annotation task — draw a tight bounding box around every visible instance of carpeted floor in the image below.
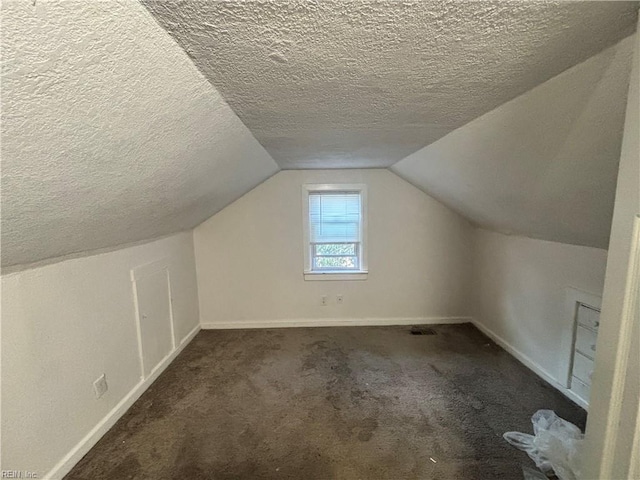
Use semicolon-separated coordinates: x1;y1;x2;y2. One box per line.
65;324;586;480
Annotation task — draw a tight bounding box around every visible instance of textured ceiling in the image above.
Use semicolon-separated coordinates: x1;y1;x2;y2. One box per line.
392;36;634;249
1;0;278;268
142;0;638;169
2;0;638;268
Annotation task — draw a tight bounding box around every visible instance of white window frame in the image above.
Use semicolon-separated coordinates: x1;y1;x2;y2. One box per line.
302;183;368;281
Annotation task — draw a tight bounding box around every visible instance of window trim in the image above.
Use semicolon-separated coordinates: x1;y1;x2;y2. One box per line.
302;183;368;281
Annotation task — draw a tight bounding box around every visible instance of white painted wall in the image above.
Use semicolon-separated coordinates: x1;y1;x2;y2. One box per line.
471;229;608;388
1;232;200;478
583;25;640;480
392;36;634;249
194;169;474;327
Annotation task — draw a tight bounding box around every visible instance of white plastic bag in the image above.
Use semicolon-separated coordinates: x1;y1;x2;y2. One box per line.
522;466;548;480
504;409;584;480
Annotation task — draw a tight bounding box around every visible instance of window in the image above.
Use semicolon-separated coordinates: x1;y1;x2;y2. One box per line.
302;184;367;280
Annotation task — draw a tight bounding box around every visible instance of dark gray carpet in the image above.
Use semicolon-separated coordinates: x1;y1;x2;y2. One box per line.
65;324;585;479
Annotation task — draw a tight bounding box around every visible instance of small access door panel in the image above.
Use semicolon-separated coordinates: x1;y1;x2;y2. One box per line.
131;260;175;378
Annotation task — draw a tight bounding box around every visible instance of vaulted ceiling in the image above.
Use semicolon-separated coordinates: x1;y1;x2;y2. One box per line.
142;0;637;169
1;0;638;268
392;36;634;249
1;0;278;268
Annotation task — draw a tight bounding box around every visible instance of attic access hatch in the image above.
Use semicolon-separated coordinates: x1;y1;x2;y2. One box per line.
131;259;176;379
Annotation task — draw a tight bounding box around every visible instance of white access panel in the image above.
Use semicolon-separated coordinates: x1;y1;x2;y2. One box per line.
131;260;175;378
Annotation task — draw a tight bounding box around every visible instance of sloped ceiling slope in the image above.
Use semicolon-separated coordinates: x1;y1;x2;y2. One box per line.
392;36;635;249
142;0;638;169
1;0;279;268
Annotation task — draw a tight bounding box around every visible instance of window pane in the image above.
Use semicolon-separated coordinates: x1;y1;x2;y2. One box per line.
313;256;358;269
314;243;356;256
309;192;361;243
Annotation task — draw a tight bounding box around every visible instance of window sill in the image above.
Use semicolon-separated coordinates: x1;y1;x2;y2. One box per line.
303;271;368;281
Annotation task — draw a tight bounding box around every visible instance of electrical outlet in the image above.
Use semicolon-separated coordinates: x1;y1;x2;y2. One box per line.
93;374;108;399
321;295;328;306
337;294;344;305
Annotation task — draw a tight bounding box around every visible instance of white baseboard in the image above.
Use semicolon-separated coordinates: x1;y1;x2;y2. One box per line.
201;316;472;330
44;324;201;480
471;319;588;410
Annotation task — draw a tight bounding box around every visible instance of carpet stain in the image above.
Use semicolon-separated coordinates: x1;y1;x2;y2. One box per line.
65;324;586;480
